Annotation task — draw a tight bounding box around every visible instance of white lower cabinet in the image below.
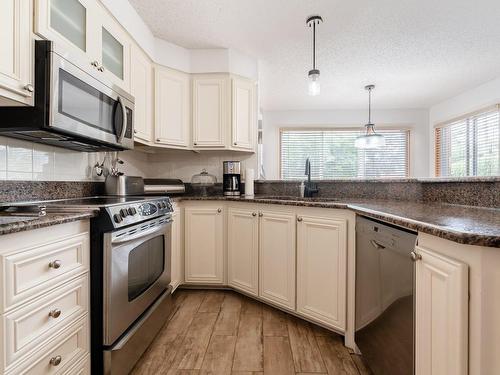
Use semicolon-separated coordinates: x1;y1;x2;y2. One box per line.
227;207;259;296
415;245;468;375
184;205;224;284
296;214;347;331
170;208;183;292
258;210;296;310
0;221;91;375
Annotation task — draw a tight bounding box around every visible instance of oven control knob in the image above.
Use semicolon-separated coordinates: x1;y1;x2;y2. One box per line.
120;208;129;218
128;207;137;216
157;203;162;209
161;201;167;208
113;214;122;223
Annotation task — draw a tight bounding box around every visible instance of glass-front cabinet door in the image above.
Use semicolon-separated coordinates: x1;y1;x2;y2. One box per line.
35;0;130;91
35;0;98;64
98;15;130;91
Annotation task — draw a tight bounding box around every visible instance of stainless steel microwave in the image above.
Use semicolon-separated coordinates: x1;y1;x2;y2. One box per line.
0;40;134;151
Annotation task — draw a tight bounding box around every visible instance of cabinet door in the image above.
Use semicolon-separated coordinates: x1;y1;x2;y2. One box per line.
227;207;259;296
296;215;347;331
192;76;229;148
0;0;33;106
415;246;468;375
170;210;183;292
35;0;98;65
130;45;153;143
259;210;296;310
155;66;190;147
184;206;224;284
98;15;130;90
231;78;255;150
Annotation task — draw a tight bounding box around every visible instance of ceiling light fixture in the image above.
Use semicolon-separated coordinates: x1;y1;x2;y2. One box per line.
306;15;323;96
355;85;386;149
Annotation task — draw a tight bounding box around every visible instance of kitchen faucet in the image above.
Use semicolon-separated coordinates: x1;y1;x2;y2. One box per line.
304;158;319;197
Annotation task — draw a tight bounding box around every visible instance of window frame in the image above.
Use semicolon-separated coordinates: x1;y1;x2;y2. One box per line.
434;105;500;177
278;126;411;180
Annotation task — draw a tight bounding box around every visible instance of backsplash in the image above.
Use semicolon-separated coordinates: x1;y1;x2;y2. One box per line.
0;137;151;181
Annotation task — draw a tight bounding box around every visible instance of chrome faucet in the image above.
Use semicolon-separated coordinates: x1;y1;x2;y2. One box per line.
304;158;319;198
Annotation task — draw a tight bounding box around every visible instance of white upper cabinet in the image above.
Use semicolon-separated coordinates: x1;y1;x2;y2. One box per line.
155;66;191;148
130;44;153;144
227;207;259;296
232;78;256;151
296;214;347;331
259;210;296;310
35;0;130;90
415;245;468;375
0;0;34;106
192;74;257;151
98;15;130;90
192;75;229;149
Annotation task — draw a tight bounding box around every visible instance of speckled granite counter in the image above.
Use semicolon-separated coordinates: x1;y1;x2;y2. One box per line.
177;196;500;248
0;210;98;236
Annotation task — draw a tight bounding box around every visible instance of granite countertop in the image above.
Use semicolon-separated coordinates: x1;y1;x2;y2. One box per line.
177;196;500;248
0;210;98;236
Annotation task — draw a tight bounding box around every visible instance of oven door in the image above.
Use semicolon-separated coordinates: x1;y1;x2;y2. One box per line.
103;217;172;346
48;50;134;149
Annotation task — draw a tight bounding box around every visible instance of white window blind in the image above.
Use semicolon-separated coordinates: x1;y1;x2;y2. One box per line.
280;129;409;180
435;106;500;177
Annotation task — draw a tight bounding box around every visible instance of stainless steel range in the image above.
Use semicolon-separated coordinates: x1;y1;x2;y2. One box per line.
46;196;174;375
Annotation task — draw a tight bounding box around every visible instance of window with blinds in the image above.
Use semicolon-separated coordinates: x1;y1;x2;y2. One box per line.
435;106;500;177
280;128;409;179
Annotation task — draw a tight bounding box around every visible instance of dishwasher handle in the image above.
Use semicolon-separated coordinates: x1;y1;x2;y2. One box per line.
370;239;386;250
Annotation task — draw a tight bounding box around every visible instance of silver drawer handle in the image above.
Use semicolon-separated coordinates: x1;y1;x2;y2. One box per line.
48;260;62;269
217;208;222;213
91;60;99;67
98;66;105;72
297;217;303;222
49;355;62;366
252;212;257;217
258;212;263;217
410;251;422;262
49;309;62;318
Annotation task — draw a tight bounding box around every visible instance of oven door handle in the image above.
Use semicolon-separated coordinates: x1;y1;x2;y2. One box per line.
111;221;171;245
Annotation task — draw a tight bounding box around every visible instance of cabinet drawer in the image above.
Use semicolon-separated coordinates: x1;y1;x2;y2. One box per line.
2;275;89;371
63;354;90;375
6;316;89;375
2;232;89;312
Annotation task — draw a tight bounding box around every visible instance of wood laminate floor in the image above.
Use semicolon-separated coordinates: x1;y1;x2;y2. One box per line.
132;289;372;375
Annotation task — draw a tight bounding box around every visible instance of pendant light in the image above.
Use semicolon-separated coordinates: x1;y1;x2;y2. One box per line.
355;85;386;148
306;15;323;96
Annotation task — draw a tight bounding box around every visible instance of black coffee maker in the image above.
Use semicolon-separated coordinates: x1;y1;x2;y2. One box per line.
223;161;241;196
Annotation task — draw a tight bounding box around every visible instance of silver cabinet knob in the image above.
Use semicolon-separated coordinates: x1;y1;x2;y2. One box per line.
91;61;99;67
234;142;237;145
98;66;105;72
217;208;222;213
133;129;137;134
49;356;62;366
410;251;422;262
258;212;263;217
48;260;62;269
252;212;257;217
297;217;303;222
24;84;34;93
193;142;198;145
49;309;62;318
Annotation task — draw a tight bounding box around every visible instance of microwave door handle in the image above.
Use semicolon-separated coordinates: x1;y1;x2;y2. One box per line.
111;221;171;245
117;96;127;144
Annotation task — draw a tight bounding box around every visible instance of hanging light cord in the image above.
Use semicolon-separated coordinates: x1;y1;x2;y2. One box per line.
367;87;372;124
312;22;316;70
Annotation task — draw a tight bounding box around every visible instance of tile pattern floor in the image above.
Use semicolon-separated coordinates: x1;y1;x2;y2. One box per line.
132;289;372;375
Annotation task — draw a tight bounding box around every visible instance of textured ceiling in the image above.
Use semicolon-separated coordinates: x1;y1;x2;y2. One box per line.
130;0;500;110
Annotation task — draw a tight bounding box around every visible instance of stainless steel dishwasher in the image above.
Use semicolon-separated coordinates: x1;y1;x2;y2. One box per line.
355;216;418;375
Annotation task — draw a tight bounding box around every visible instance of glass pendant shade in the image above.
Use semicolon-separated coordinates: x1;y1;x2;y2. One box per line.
308;70;320;96
355;124;386;148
